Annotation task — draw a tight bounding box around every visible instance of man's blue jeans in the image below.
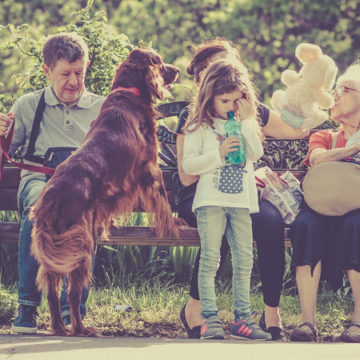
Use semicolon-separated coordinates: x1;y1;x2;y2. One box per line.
18;178;89;318
196;206;253;322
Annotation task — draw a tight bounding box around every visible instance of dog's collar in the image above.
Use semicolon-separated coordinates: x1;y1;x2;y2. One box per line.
112;86;141;97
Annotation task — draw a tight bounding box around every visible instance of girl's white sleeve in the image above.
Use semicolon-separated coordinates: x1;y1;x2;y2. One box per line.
182;127;223;176
242;118;264;161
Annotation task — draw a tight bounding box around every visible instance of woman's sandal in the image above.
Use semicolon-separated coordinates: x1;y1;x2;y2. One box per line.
290;322;318;342
259;312;286;341
340;321;360;343
180;304;201;339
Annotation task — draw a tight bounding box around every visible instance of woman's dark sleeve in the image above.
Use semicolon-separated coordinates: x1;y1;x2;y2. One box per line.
257;103;270;128
175;107;189;134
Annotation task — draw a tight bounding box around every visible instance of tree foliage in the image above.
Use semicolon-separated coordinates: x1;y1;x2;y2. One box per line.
113;0;360;103
1;0;360;107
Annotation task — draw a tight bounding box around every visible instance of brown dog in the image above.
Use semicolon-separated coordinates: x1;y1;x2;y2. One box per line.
30;49;182;336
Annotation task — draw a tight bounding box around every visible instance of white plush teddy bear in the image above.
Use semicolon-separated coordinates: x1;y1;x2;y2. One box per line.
271;43;338;129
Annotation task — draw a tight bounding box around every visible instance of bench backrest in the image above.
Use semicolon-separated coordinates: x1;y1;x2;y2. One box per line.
0;101;310;213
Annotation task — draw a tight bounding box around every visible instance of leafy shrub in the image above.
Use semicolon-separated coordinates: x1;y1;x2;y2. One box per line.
0;285;17;324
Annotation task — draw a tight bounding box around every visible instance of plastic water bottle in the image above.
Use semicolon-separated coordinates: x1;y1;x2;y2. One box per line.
224;111;246;167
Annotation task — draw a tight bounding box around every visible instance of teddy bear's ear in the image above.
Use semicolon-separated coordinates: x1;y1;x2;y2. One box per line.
295;43;322;64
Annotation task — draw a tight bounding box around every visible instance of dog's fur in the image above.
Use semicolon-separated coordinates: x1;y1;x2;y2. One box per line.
30;49;182;336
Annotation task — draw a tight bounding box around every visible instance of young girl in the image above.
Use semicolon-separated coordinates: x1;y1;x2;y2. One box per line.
182;59;270;341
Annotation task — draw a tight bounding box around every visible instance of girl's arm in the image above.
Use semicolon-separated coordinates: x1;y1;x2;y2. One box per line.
262;109;309;139
182;128;223;176
176;133;199;186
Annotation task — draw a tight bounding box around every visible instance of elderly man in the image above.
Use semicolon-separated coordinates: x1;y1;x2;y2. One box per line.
0;32;104;334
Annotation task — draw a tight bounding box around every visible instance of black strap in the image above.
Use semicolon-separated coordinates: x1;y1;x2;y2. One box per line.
23;90;46;164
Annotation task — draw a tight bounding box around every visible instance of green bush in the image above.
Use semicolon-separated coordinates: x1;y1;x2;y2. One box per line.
0;285;17;324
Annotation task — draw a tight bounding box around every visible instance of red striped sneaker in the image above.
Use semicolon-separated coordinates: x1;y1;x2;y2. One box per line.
231;318;271;340
200;316;225;340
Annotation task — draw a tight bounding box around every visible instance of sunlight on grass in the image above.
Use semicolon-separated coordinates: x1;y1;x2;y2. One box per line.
0;282;355;340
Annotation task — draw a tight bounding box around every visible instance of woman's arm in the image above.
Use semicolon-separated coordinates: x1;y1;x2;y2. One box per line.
262;109;309;139
309;143;360;166
176;133;199;186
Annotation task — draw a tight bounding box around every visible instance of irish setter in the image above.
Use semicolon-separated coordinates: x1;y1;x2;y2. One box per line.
30;49;182;336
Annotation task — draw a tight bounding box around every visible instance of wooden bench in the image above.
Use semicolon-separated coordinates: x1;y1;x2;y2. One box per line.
0;101;309;248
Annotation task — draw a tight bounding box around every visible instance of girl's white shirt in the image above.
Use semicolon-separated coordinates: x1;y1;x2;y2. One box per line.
183;117;263;213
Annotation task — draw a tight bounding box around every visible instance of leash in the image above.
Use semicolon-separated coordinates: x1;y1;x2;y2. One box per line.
0;120;55;176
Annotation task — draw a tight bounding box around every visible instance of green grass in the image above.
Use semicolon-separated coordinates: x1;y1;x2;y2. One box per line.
0;281;355;341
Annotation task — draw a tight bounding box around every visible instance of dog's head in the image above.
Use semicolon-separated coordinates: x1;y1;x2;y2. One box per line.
111;49;179;103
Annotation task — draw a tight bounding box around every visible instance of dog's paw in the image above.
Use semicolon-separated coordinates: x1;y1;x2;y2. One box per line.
174;217;188;228
52;326;71;336
73;326;99;337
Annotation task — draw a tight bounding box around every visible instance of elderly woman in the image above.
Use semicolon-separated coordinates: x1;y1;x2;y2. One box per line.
290;63;360;342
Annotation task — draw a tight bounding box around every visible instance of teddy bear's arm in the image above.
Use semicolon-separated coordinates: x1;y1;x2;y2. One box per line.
281;69;301;86
313;90;334;109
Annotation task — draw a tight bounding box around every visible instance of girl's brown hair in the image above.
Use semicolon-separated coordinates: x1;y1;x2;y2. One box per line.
187;38;242;84
185;59;259;133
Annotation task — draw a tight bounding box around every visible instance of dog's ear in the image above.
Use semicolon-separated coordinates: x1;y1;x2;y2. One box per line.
145;65;167;100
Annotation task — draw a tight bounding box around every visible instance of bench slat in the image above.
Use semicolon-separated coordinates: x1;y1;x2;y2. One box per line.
0;222;292;247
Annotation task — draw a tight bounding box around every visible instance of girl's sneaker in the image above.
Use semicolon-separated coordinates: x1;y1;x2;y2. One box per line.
200;316;225;340
231;318;271;340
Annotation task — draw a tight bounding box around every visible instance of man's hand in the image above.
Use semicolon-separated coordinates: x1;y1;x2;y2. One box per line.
0;113;15;136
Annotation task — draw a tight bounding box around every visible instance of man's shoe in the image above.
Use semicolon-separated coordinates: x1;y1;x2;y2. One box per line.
259;312;286;341
200;316;225;340
231;318;271;340
12;304;37;334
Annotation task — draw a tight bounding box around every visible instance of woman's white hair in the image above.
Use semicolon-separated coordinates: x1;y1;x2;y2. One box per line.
337;61;360;91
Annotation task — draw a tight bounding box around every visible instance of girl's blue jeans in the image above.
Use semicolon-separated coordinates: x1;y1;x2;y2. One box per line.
18;179;89;318
195;206;253;322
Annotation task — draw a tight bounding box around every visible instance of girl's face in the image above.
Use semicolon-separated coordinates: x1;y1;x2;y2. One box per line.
213;89;244;120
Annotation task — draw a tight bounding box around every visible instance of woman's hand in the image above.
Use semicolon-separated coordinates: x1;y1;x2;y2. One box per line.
219;136;241;159
263;109;310;139
0;113;15;136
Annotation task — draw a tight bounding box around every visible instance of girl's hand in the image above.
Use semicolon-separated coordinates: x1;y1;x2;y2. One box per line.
219;136;241;158
237;98;254;120
0;112;15;136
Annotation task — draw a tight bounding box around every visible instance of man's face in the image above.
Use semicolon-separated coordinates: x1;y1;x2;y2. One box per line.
42;58;89;105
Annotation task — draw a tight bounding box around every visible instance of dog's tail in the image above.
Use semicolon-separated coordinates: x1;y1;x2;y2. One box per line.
31;197;95;291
